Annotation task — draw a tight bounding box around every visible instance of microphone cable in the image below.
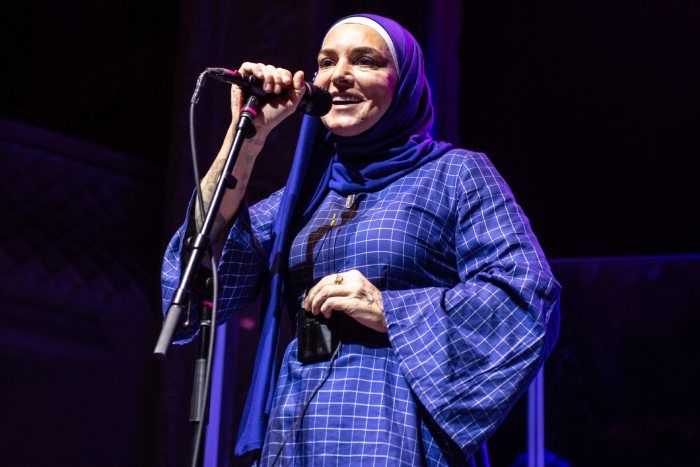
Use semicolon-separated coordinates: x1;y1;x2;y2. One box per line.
271;207;348;465
187;70;220;467
271;339;341;466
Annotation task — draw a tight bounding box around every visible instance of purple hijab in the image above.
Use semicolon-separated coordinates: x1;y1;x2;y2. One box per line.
235;13;452;457
329;14;453;194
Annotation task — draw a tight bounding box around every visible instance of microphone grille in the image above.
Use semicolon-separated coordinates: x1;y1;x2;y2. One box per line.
299;83;332;117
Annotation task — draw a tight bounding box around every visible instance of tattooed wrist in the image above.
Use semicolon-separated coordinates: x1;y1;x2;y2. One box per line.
248;133;268;147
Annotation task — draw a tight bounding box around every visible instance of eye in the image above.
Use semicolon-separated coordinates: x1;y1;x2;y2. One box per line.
357;56;376;67
318;57;335;68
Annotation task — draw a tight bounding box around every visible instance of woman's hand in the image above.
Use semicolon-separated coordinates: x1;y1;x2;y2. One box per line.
231;62;306;141
196;63;304;236
302;270;387;333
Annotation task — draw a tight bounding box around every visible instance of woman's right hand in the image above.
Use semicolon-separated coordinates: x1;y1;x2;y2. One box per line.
196;63;305;237
231;62;306;140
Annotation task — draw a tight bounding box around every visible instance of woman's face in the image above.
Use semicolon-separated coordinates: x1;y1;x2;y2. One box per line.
316;24;398;137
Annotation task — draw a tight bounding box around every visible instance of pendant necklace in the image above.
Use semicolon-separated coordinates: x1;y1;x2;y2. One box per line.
345;194;355;209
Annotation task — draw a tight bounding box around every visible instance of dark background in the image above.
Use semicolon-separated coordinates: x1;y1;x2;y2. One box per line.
4;0;698;256
1;0;698;466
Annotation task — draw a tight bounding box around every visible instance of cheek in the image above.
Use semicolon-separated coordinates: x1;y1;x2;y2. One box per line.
313;70;331;89
366;78;394;113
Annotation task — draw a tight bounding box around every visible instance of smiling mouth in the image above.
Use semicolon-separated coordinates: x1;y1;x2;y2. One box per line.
332;95;364;105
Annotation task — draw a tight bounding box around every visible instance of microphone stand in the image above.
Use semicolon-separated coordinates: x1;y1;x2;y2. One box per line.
154;89;261;467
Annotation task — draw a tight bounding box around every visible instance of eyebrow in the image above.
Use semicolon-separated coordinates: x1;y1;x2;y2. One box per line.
317;46;385;58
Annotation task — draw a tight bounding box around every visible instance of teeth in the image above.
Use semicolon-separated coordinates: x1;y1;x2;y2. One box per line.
333;96;363;104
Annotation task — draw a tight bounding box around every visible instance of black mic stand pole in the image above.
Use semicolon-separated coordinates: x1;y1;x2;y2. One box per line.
154;91;261;467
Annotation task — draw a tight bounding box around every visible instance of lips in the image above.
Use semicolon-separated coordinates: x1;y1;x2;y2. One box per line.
331;93;364;105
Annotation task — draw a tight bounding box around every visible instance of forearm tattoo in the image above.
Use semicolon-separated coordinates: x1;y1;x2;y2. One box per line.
195;146;257;238
195;158;226;230
248;135;267;147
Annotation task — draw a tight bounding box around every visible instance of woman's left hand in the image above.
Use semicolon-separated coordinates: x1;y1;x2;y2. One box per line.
302;270;387;333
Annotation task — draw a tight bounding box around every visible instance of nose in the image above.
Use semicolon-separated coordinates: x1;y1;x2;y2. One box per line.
330;59;354;88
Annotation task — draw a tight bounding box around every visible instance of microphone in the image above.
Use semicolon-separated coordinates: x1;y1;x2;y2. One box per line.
206;67;332;117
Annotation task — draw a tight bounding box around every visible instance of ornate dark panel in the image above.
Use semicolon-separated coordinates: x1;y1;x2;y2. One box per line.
0;118;163;466
0;118;160;329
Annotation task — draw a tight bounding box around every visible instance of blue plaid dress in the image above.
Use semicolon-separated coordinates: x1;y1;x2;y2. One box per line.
162;150;560;465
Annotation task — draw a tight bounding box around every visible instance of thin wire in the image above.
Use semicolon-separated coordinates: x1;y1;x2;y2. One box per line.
187;70;220;467
313;212;336;266
298;211;337;301
331;208;343;273
271;339;342;466
271;208;343;465
185;74;207;327
191;72;208;233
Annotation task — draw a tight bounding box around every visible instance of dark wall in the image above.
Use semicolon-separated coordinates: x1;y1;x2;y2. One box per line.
4;1;697;258
458;1;700;257
545;255;700;466
1;1;178;163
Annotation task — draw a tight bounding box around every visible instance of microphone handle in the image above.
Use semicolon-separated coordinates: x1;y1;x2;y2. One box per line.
207;68;267;97
205;67;331;117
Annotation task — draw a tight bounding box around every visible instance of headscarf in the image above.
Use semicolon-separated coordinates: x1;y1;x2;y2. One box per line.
234;13;452;457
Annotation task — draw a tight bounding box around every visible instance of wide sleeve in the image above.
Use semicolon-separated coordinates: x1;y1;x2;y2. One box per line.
161;188;284;343
382;153;561;457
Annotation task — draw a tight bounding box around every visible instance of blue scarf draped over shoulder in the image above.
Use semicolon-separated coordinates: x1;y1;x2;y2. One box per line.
234;13;452;456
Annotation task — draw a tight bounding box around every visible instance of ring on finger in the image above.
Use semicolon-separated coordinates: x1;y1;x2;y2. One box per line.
334;273;343;285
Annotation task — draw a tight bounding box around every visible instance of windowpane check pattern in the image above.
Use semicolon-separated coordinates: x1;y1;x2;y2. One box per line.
162;150;560;465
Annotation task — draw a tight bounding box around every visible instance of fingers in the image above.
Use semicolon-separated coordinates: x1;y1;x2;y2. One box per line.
273;67;292;94
307;284;353;316
231;63;303;136
304;270;364;314
304;272;344;310
293;70;305;91
263;65;280;93
319;297;346;319
302;270;387;333
238;62;296;95
238;61;262;80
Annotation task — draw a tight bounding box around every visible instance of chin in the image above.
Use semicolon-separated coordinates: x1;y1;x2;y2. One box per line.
328;126;364;137
323;116;370;137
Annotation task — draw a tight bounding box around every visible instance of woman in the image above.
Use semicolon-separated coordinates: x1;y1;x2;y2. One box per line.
163;14;560;465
